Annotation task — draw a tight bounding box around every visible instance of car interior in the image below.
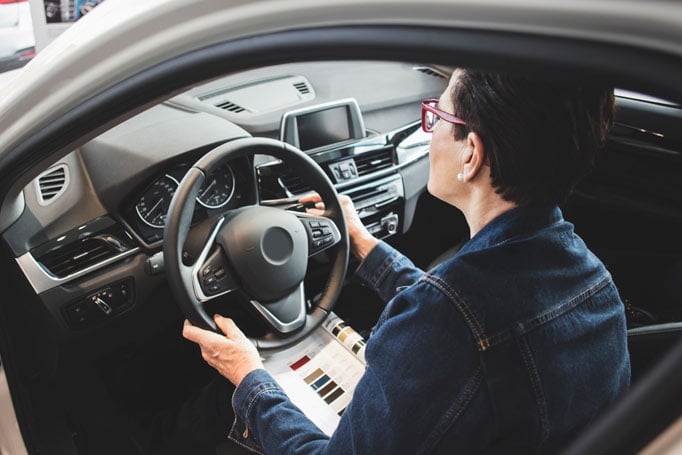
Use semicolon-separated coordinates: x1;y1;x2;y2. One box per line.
1;60;681;453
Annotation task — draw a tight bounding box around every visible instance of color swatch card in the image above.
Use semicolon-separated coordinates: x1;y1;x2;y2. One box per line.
262;314;367;435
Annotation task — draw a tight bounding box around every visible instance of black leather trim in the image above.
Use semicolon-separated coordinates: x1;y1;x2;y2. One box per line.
628;322;682;338
163;167;215;330
628;322;682;386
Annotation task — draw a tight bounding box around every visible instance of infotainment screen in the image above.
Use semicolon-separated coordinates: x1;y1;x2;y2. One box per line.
280;98;366;152
297;106;352;151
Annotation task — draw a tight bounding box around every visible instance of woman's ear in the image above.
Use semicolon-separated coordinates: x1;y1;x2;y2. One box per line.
461;132;486;181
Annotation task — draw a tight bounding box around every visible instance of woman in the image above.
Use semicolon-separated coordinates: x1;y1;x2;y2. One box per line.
183;69;630;453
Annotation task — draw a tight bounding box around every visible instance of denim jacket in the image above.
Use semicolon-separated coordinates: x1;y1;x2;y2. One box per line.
229;206;630;453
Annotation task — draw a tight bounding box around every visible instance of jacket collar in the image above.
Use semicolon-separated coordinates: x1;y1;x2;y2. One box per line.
458;205;564;255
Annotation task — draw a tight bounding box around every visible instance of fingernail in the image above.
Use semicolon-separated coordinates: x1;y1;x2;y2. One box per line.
214;314;222;320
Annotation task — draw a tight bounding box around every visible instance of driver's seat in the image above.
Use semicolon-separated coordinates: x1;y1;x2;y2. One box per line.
627;322;682;384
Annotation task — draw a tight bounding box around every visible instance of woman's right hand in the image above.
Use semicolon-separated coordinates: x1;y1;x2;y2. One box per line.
299;193;378;261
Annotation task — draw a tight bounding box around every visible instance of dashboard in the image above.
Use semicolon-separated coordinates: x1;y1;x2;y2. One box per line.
4;61;445;340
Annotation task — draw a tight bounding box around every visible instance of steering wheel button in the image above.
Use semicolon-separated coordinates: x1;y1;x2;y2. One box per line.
207;283;222;294
213;267;225;279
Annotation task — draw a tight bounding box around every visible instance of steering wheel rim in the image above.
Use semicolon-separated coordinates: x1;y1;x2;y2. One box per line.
164;137;349;350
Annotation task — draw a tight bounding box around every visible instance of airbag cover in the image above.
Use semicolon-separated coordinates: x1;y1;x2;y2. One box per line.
217;206;308;301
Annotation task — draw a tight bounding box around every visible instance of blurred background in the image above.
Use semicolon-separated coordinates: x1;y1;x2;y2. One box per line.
0;0;105;79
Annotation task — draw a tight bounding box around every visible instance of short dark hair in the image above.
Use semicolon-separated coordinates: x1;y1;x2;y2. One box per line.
450;70;615;206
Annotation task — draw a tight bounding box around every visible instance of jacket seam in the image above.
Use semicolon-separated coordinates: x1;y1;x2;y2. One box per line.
421;274;490;350
373;253;403;291
484;273;612;349
245;386;281;420
228;416;265;455
486;219;564;249
514;330;550;443
416;366;483;455
231;385;281;454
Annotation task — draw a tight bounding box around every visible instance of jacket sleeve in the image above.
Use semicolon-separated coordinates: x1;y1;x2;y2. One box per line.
354;241;425;303
229;279;484;454
228;369;329;454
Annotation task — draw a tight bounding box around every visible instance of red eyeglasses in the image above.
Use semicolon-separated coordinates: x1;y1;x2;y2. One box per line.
421;99;467;132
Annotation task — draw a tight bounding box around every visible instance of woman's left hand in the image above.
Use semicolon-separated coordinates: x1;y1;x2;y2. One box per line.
182;315;264;386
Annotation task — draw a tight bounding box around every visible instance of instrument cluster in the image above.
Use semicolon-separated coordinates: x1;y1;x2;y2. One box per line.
134;164;236;228
126;159;253;245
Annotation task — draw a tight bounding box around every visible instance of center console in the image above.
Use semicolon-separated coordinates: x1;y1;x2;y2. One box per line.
257;98;422;241
343;174;402;239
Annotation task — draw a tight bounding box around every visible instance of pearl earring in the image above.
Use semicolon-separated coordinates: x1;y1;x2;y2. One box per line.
457;173;464;182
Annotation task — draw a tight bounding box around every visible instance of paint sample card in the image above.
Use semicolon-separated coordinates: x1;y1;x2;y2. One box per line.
262;313;366;435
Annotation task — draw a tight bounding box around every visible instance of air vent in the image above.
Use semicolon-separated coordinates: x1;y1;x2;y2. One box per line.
31;219;135;280
278;175;311;196
293;81;311;95
215;100;246;113
199;76;314;114
413;66;448;79
35;164;69;205
354;148;395;176
37;238;117;278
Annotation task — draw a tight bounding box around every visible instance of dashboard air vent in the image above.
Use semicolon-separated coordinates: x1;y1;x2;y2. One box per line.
32;218;136;279
199;76;314;114
37;238;116;278
355;148;395;176
215;100;246;113
413;66;448;79
278;175;311;196
35;164;69;205
293;81;311;95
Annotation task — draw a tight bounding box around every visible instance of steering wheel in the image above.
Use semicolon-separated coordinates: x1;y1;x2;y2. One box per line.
164;137;349;350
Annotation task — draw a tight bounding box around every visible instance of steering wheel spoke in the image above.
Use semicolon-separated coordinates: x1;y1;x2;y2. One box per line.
295;212;342;257
190;217;241;302
249;283;307;334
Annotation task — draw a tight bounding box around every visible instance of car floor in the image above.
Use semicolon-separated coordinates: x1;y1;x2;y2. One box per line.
57;319;250;454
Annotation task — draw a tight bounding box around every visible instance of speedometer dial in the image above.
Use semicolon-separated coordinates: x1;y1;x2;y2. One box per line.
197;164;236;209
135;175;179;228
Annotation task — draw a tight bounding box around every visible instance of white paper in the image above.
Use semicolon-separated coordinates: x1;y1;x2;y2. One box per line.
262;314;366;436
